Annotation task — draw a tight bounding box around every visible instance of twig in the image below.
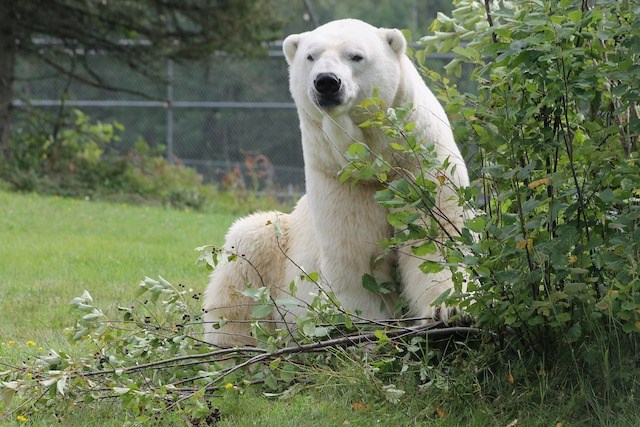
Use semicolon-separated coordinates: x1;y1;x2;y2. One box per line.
78;346;267;378
165;323;486;411
484;0;498;43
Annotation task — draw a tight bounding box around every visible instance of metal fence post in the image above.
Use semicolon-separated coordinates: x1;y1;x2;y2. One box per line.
166;59;174;163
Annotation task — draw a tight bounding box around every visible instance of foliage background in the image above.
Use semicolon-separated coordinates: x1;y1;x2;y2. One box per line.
5;0;458;199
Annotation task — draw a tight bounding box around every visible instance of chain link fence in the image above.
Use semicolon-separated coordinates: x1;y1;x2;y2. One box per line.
12;46;305;197
12;44;461;198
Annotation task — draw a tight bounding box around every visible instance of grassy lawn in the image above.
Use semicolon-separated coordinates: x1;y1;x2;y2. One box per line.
0;191;638;426
0;191;234;349
0;191;470;426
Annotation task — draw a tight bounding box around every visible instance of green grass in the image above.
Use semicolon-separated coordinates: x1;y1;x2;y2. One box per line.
0;191;234;352
0;191;638;426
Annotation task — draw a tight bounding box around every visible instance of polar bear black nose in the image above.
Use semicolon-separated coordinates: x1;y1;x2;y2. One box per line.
314;73;341;95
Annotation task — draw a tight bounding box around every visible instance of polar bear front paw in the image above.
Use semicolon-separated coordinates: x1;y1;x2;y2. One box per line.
419;304;472;326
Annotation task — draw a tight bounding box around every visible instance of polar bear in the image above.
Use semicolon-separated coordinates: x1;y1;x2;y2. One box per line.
202;19;470;347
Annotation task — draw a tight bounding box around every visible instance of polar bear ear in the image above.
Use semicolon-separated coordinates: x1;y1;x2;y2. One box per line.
380;28;407;55
283;33;305;65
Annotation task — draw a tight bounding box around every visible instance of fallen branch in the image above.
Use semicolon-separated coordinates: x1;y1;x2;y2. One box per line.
166;322;486;410
80;322;483;380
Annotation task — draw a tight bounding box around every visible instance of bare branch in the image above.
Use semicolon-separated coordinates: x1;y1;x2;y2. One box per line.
484;0;498;43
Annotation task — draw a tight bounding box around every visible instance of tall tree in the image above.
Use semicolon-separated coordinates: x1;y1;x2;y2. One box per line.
0;0;282;158
296;0;453;33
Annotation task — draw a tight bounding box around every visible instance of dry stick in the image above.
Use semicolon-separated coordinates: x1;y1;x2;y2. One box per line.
200;315;453;327
165;323;485;411
84;311;451;383
77;347;267;378
229;324;484;375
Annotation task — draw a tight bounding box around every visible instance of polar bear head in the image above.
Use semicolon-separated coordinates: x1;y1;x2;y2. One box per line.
283;19;407;120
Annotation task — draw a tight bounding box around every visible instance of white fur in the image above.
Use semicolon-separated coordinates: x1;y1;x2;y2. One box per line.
203;19;470;346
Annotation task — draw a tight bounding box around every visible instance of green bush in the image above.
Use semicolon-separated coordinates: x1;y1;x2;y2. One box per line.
336;0;639;412
424;0;639;332
410;0;640;396
2;110;284;213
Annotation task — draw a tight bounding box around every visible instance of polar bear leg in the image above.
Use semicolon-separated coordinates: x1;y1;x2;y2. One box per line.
202;212;286;347
398;250;459;324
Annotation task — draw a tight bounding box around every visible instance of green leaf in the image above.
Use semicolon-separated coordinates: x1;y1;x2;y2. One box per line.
347;142;368;158
313;326;329;337
339;168;353;184
344;314;353;330
564;283;586;294
373;330;389;343
264;374;278;390
567;10;582;23
362;274;380;293
72;327;90;341
242;287;261;300
274;297;300;310
465;216;486;233
522;198;540;215
569;268;589;275
272;217;284;237
325;291;341;308
432;289;451;306
2;381;19;390
375;189;395;202
475;266;491;278
419;260;444;274
386;211;420;227
251;303;273;319
566;322;582;343
598;189;616;203
302;321;316;337
82;312;103;321
304;272;319;282
403;122;416;132
269;358;280;371
411;241;437;256
56;376;67;396
386;212;405;227
113;387;131;395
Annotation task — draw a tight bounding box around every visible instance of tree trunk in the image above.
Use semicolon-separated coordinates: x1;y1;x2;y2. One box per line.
0;0;16;160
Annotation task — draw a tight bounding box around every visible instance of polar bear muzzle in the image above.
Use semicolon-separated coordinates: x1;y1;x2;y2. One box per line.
313;72;343;108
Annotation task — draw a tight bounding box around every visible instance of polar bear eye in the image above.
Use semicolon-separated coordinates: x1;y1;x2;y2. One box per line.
350;54;364;62
306;54;314;62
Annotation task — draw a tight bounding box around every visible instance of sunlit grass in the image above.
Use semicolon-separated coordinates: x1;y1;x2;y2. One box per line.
0;191;234;349
1;191;638;426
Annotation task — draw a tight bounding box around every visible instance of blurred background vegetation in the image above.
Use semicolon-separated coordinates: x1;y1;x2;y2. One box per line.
1;0;459;209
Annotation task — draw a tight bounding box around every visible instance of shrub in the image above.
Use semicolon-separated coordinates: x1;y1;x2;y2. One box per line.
2;110;284;213
409;0;640;398
337;0;640;410
424;0;639;332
